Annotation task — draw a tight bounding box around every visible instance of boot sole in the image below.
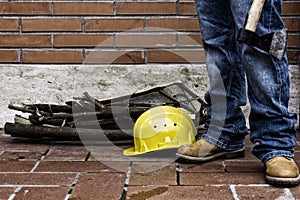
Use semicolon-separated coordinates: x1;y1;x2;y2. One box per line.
175;147;245;163
266;175;300;187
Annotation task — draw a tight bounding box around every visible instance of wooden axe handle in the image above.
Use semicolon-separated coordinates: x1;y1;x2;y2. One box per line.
245;0;265;32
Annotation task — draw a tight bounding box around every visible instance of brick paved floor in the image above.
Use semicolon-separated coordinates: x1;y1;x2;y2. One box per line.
0;130;299;200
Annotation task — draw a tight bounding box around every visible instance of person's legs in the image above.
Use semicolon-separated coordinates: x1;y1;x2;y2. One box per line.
177;0;248;162
177;0;299;186
231;0;297;163
231;0;299;185
195;0;248;150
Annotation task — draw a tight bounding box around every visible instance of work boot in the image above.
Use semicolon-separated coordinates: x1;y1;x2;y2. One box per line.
176;139;245;163
265;156;300;186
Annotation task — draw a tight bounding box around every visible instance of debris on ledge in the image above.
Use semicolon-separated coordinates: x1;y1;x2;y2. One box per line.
4;82;207;141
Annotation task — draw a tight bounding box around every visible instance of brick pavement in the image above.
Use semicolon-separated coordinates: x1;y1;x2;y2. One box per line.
0;130;299;200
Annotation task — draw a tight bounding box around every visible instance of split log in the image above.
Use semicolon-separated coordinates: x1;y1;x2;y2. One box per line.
4;122;133;141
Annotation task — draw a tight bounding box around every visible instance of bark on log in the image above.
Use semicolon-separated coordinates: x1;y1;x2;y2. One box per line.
25;104;73;113
4;122;133;141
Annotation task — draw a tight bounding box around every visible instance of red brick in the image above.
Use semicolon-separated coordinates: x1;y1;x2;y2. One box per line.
44;146;88;161
146;18;199;31
85;18;144;32
0;161;35;172
0;18;19;31
178;2;197;15
0;173;76;185
126;186;233;200
116;2;176;15
69;173;126;199
116;34;176;47
0;2;51;15
0;34;51;47
0;188;14;199
14;187;69;200
54;2;114;16
0;134;49;151
288;34;300;48
294;151;300;164
35;161;129;172
284;17;300;32
0;50;19;63
178;33;203;47
282;2;300;15
23;50;82;64
0;151;43;161
22;18;82;32
129;163;176;185
147;49;205;63
179;161;224;173
180;172;266;185
290;186;300;199
287;50;300;64
224;160;264;172
85;50;144;64
54;34;113;47
235;186;289;199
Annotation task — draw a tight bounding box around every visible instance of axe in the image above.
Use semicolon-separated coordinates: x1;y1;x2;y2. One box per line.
238;0;287;60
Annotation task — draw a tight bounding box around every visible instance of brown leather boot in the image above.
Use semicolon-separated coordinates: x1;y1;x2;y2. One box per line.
265;156;300;186
176;139;245;163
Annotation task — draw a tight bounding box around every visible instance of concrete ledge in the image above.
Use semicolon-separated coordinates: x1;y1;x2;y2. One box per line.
0;64;299;128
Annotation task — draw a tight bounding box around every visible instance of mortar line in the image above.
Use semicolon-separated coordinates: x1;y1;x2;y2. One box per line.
230;185;240;200
0;185;64;188
113;34;116;48
18;17;22;33
82;49;86;64
120;161;133;200
19;49;23;64
30;148;50;173
143;17;147;32
113;0;117;16
51;34;54;48
176;0;179;15
144;50;148;64
280;188;295;200
81;18;85;33
64;172;81;200
175;33;179;47
8;186;22;200
84;150;91;161
51;0;54;16
222;160;228;172
175;162;181;185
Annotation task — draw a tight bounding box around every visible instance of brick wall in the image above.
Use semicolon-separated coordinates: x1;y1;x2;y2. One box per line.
0;1;299;64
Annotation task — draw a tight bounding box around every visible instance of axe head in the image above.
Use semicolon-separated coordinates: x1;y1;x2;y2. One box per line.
237;28;287;60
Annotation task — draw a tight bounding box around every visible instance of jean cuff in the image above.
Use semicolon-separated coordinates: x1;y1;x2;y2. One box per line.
260;151;294;163
201;134;245;151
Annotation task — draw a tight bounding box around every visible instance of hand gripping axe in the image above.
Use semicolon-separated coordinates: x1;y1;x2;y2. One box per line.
237;0;287;60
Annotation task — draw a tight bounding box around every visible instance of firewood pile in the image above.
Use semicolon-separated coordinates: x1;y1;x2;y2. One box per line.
4;82;207;141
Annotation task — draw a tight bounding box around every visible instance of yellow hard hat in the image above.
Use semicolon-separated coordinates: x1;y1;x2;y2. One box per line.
123;106;196;156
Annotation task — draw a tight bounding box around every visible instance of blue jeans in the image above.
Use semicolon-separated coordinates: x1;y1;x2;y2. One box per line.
196;0;297;163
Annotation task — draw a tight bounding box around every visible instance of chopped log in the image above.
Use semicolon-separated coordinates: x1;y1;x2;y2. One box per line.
29;114;67;126
8;104;44;115
42;106;149;120
24;104;73;113
4;122;133;141
14;115;32;125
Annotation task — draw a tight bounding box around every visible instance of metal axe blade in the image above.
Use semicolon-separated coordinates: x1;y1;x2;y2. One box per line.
237;0;287;60
238;28;287;60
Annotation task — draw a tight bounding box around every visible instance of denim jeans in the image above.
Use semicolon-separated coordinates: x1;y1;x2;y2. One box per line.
196;0;297;163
